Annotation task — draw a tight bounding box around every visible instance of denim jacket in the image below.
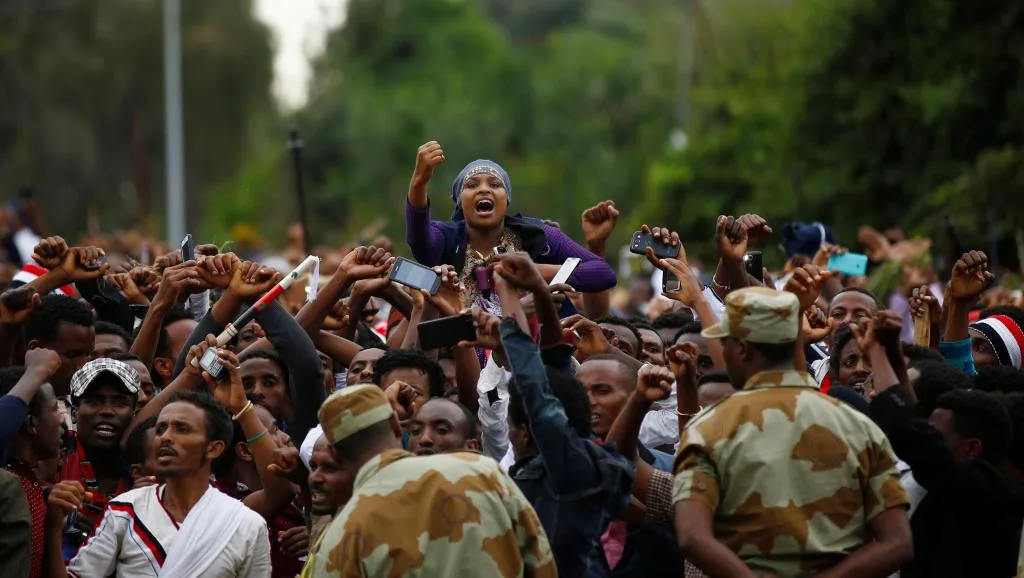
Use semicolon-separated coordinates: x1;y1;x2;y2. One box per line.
501;319;634;578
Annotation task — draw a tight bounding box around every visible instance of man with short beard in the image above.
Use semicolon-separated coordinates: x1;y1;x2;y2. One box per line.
48;391;270;577
307;435;348;546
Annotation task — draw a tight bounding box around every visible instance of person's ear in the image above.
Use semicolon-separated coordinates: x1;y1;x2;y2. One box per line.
465;438;480;452
129;464;144;481
235;441;253;463
25;415;38;436
965;438;984;460
152;357;173;380
206;439;226;461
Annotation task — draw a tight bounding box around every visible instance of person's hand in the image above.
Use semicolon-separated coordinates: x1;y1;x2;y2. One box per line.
0;285;39;325
58;246;109;282
201;348;247;414
196;253;240;290
857;226;892;263
108;273;147;305
802;304;833;343
666;342;700;384
153;250;183;271
872;310;903;352
521;284;573;317
647;247;703;307
425;265;463;316
195;243;219;258
384;381;420;422
948;250;995;301
715;215;748;263
909;285;942;320
184;334;219;376
641;224;681;257
411;141;445;187
812;243;847;269
492;252;546;294
278;526;310;558
457;307;503;350
736;214;773;244
849;315;879;354
783;264;833;312
157;261;207;303
46;480;90;522
322;300;350;331
635;363;674;402
561;314;611;361
581;200;620;251
341;246;394;281
229;261;283;301
31;236;69;269
267;446;306;485
124;266;162;299
24;347;62;381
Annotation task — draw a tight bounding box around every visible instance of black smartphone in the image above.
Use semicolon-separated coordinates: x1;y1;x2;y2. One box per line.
744;251;764;284
418;315;476;350
199;348;224;379
629;231;680;259
389;257;442;295
663;270;681;293
180;234;195;262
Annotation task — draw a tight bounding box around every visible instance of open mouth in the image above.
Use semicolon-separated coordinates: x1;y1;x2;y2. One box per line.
415;448;436;456
310;489;329;505
94;424;119;440
590;412;602;425
475;198;495;214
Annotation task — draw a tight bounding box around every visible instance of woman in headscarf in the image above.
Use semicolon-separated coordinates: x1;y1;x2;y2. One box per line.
405;141;616;314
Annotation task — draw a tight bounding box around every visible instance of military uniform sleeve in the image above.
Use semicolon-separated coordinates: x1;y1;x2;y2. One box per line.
863;426;910;521
672;448;721;512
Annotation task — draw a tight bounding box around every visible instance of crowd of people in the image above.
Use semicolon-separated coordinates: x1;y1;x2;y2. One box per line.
2;140;1024;577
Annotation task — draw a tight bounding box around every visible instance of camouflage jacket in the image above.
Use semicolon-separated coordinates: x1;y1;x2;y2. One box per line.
673;369;908;576
305;449;557;577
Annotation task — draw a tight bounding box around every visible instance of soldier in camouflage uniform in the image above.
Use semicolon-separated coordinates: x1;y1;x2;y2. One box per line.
305;384;557;578
673;286;911;577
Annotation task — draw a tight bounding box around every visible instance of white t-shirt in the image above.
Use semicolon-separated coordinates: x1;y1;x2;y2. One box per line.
68;484;270;578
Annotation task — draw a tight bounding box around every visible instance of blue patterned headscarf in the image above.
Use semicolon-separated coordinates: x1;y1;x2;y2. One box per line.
450;160;512;221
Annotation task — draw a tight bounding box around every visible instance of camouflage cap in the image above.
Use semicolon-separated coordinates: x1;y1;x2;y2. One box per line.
318;384;394;445
701;287;799;343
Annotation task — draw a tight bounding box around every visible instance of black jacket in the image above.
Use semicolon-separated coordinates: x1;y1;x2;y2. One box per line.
870;387;1024;578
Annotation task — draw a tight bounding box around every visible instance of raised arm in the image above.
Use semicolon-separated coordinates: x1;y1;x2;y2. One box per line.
406;141;448;265
539;225;616;293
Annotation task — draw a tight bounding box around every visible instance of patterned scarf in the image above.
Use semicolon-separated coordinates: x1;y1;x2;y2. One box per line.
5;459;50;578
459;229;522;366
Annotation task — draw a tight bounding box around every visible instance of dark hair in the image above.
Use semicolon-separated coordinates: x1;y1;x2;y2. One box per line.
698;371;732;387
0;366;46;416
980;306;1024;333
238;348;290;386
165;391;233;447
651;311;695;330
973;365;1024;395
161;305;194;329
595;316;643;353
422;398;477;440
109;351;143;365
124;417;158;467
509;366;591;438
151;329;174;363
829;325;858;378
582;354;637;387
832;286;881;307
94;321;132;348
372;349;445;398
1000;393;1024;471
913;361;971;415
902;343;944;366
748;341;796;366
934;389;1013;463
24;294;95;344
671;321;704;344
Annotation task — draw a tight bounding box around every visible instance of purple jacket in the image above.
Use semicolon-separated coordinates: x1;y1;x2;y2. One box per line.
405;201;616;293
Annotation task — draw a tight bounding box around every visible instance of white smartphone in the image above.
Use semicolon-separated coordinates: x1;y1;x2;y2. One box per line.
550;258;581;286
